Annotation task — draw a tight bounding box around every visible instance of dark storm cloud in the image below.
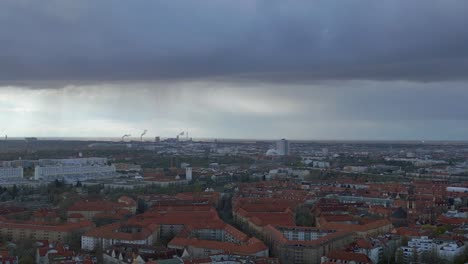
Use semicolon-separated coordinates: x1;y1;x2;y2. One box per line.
1;0;468;85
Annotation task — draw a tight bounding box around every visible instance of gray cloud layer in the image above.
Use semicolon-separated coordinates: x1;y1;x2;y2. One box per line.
1;1;468;140
1;0;468;85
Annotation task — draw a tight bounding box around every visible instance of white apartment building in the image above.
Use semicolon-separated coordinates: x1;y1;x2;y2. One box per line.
399;236;466;263
280;227;333;241
438;241;466;261
34;158;115;183
38;157;108;166
0;167;27;186
313;161;330;168
0;167;23;179
81;224;158;251
0;167;24;182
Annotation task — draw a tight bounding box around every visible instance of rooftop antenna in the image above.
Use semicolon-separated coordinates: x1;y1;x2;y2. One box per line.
140;129;147;142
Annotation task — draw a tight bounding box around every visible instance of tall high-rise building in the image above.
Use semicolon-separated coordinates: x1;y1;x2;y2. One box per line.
276;139;290;156
186;167;192;181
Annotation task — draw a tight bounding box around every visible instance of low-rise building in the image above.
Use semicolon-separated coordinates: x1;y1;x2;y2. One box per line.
0;217;94;242
81;221;159;251
169;237;268;259
67;200;133;221
35;240;76;264
321;250;373;264
348;238;384;264
134;207;221;240
167;222;268;258
0;167;25;186
103;244;176;264
397;236;466;263
0;167;23;179
33;158;116;183
264;226;354;264
317;217;393;238
438;241;466;261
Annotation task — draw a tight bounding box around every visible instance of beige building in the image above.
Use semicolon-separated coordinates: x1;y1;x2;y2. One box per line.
81;221;159;251
0;217;94;242
263;225;355;264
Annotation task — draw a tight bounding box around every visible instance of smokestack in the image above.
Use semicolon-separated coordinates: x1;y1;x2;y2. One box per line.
140;129;148;141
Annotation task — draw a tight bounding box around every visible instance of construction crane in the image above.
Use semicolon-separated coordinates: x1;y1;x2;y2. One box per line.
140;129;148;142
121;134;131;142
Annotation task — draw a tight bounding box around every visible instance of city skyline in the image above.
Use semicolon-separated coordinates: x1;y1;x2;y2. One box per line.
1;1;468;140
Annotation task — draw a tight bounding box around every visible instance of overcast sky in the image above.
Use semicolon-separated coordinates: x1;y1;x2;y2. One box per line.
1;0;468;140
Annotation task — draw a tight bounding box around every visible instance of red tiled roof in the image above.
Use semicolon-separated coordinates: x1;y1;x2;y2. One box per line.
68;200;122;212
150;205;213;212
118;196;137;206
326;250;373;264
263;225;353;247
437;215;468;226
393;227;424;237
83;221;158;241
33;209;59;218
0;219;94;232
321;214;355;222
356;239;373;249
169;237;267;255
133;208;220;226
68;213;84;218
233;198;299;212
235;206;295;227
319;218;392;233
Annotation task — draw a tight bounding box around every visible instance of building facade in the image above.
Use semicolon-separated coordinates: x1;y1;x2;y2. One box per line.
276;139;290;156
34;158;116;183
0;218;94;242
264;226;354;264
0;167;23;181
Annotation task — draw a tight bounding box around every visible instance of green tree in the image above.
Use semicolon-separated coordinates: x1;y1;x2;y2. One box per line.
65;230;83;250
136;199;147;214
421;248;444;264
401;236;409;247
411;248;419;264
14;239;35;264
18;255;34;264
75;180;82;187
434;226;447;236
295;206;314;227
395;249;404;264
193;181;202;193
9;185;19;199
454;245;468;264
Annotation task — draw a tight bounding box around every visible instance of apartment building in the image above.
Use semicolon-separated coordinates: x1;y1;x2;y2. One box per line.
168;223;268;258
81;221;159;251
34;158;116;183
0;217;94;242
0;167;24;186
264;226;354;264
67;199;134;221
